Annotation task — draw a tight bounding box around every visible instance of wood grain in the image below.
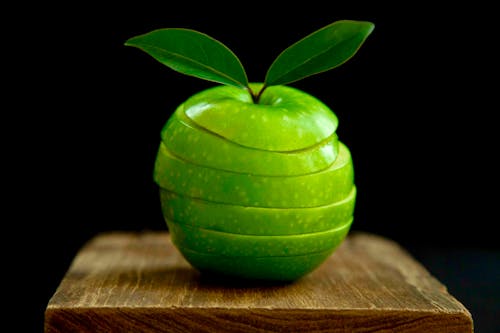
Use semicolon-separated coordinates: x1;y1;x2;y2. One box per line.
45;231;473;332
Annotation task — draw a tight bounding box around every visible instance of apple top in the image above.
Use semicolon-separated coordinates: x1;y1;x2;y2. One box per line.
181;83;338;152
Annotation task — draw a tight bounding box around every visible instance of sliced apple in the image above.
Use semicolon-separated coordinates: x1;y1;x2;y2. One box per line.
161;108;339;176
183;84;338;151
160;186;355;235
154;141;354;208
167;218;352;257
125;21;375;281
178;245;336;281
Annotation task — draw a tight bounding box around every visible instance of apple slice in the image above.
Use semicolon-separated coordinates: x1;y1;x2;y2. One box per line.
154;141;354;208
160;186;355;235
167;218;352;257
177;245;336;281
161;108;339;176
183;84;338;151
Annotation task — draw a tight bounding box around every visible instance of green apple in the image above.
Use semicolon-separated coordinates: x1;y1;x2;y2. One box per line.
150;85;355;279
159;186;356;235
125;20;374;280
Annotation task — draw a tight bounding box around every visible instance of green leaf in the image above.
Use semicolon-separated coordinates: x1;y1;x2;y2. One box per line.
265;20;375;86
125;28;248;88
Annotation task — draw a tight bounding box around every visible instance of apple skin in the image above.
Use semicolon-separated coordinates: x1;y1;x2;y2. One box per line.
155;83;356;280
178;246;338;281
159;187;356;235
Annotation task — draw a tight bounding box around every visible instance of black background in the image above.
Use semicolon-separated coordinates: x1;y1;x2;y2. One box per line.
8;2;498;332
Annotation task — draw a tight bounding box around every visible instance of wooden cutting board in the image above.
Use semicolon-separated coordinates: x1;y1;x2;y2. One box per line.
45;231;473;332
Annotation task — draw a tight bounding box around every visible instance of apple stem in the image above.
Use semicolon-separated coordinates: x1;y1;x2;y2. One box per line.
249;84;267;104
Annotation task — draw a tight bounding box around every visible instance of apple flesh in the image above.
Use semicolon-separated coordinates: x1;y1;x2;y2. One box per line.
155;83;357;280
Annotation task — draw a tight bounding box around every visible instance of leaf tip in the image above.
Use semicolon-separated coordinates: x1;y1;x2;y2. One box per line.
123;36;138;47
365;21;375;35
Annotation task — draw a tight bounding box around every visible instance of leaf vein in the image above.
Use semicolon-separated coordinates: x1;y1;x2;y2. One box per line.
270;36;358;85
139;43;246;87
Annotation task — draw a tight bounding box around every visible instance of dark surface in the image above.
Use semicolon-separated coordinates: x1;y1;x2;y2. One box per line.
407;246;500;333
7;2;497;332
